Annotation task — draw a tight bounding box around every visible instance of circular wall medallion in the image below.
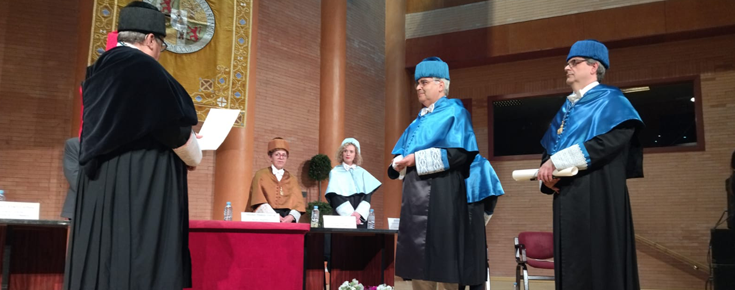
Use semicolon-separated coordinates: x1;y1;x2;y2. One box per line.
145;0;215;54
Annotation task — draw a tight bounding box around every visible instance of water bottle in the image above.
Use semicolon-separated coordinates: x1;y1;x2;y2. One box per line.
310;206;319;228
0;190;5;201
224;202;232;221
367;209;376;229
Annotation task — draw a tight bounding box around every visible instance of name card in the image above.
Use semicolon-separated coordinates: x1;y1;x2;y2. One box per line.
241;212;280;223
0;201;40;220
387;218;400;230
323;215;357;229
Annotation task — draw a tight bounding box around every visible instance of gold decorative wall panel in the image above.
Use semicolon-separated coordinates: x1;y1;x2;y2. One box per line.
88;0;253;127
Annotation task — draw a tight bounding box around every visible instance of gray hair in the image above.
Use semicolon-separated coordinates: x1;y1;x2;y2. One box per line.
117;31;148;45
433;77;450;96
586;59;606;81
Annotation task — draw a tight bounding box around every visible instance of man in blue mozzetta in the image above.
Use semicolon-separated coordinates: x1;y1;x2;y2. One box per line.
466;155;504;226
537;39;644;290
388;57;486;290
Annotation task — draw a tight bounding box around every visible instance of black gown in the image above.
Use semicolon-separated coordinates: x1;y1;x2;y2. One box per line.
541;121;643;290
326;193;373;228
65;46;197;290
388;148;485;285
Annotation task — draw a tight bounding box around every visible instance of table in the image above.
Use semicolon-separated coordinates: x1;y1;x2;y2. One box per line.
304;228;397;290
0;219;69;290
186;220;310;290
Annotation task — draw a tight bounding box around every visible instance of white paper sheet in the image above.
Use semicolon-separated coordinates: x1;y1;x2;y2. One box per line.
323;215;358;229
387;218;400;230
0;201;40;220
241;212;280;223
391;156;406;180
197;109;241;150
512;166;579;181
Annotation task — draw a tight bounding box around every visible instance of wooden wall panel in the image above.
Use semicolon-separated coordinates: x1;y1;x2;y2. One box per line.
406;0;735;69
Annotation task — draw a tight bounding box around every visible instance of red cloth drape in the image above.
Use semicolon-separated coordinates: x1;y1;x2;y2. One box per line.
186;220;309;289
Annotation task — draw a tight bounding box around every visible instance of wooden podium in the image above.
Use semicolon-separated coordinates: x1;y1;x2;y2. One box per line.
0;219;69;290
304;228;397;290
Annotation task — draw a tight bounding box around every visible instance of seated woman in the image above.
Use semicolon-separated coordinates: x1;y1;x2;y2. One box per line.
247;137;306;223
325;138;381;227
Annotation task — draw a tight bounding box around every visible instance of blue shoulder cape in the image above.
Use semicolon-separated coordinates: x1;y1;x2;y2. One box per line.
391;97;478;156
324;165;382;197
465;155;504;203
541;84;643;154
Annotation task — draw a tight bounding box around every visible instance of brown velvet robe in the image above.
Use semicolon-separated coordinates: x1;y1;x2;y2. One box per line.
247;167;306;214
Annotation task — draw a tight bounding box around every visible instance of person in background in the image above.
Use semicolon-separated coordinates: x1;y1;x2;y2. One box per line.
324;138;381;227
61;137;80;219
247;137;306;222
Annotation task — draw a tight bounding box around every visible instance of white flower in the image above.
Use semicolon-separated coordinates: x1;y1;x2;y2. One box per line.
377;284;393;290
339;279;364;290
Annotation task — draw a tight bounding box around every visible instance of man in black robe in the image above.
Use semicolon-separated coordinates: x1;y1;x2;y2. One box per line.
388;57;484;290
64;2;200;289
538;39;644;290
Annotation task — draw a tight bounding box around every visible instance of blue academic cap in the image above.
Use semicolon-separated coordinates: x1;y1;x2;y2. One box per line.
567;40;609;69
414;57;450;82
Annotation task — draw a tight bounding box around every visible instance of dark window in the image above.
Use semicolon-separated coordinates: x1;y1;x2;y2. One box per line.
489;78;702;159
624;82;698;149
491;94;566;157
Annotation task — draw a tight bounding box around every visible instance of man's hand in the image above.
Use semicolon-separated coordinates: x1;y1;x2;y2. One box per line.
351;212;363;225
394;154;415;172
280;215;295;223
543;178;560;193
539;159;560;193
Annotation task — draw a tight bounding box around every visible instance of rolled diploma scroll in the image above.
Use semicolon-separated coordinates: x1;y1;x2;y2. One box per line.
392;155;407;180
172;131;202;167
512;166;579;181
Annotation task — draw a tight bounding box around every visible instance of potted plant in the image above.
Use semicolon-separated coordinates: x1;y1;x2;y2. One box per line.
308;154;331;202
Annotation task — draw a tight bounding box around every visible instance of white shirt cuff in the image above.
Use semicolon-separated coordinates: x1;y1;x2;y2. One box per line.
172;131;202;167
415;148;446;175
550;144;589;170
355;201;370;219
335;201;355;216
484;213;492;226
288;210;301;222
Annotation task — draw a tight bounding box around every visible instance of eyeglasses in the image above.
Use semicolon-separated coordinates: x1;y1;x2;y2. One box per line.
273;153;288;159
155;36;168;52
566;58;587;68
416;79;439;87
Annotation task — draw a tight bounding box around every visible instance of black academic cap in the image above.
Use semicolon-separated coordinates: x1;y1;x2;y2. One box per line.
118;1;167;37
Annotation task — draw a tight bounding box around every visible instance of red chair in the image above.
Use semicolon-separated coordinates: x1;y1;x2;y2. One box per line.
514;232;554;290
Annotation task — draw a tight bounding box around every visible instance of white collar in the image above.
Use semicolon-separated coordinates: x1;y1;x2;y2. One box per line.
271;164;284;175
117;42;141;51
342;163;356;171
568;81;599;103
420;96;445;116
